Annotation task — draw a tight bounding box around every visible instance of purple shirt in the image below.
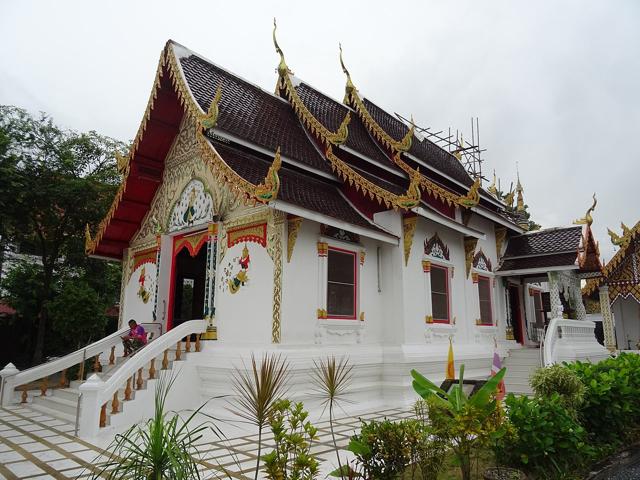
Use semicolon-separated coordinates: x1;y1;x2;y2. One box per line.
129;325;147;344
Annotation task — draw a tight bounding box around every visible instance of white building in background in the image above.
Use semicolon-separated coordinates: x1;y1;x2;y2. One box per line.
0;38;610;439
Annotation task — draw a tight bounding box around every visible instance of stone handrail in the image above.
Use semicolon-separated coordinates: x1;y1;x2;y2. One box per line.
543;317;599;366
78;319;206;438
0;326;129;406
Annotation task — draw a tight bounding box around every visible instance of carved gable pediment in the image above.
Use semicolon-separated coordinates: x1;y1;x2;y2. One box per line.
424;232;450;261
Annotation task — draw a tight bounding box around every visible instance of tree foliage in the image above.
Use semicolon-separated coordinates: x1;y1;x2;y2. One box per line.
0;105;124;365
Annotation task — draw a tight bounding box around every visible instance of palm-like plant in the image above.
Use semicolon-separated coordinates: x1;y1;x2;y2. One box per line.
90;372;221;480
228;353;290;480
312;356;353;477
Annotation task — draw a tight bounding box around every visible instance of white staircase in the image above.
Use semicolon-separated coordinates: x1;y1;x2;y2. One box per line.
0;320;207;438
502;347;541;396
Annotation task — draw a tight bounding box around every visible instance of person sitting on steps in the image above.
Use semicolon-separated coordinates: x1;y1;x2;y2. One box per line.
121;319;147;357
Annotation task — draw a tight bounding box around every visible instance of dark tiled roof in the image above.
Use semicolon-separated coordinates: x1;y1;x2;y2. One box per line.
179;54;331;174
211;140;383;231
503;227;583;257
498;252;578;272
361;98;474;187
295;83;395;167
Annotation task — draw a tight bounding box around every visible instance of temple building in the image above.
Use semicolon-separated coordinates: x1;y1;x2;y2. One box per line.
584;221;640;350
0;33;610;438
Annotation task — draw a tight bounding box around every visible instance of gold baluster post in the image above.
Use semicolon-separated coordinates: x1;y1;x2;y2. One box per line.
111;391;119;414
185;336;191;353
59;369;67;388
100;404;107;428
77;360;85;381
109;346;116;365
149;359;156;379
21;389;28;404
175;341;182;361
195;333;201;352
40;377;48;397
162;350;169;370
136;368;143;390
124;378;132;401
93;355;102;373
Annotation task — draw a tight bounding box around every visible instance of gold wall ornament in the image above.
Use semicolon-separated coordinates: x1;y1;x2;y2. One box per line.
425;315;434;324
495;226;507;258
464;236;479;278
317;308;328;319
458;178;481;208
268;210;285;343
422;260;431;272
253;147;282;204
395;167;422;209
471;272;479;284
317;241;329;257
200;85;222;130
360;250;366;266
359;311;365;321
402;215;418;266
287;216;303;263
573;193;597;227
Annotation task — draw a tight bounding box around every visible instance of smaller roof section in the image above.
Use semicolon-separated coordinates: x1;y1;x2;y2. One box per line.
497;226;601;275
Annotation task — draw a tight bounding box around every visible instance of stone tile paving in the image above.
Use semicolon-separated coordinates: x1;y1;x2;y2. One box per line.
0;405;414;479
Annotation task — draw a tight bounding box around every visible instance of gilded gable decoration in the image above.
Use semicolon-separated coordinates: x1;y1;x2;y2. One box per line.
200;85;222;130
464;236;479;278
253;147;282;204
424;232;450;261
457;178;481;208
472;249;492;272
287;216;303;263
168;179;214;232
403;215;418;266
573;193;597;227
396;168;422;210
321;225;360;243
495;227;507;258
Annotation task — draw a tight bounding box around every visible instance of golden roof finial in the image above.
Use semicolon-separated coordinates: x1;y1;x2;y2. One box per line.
458;177;481;208
254;147;282;203
397;115;414;152
608;222;631;247
395;167;422;209
339;43;356;103
201;85;222;130
330;111;351;146
487;169;498;196
573;193;597;227
273;18;291;78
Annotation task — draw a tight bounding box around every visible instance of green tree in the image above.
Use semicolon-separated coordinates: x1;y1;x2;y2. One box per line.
0;105;123;364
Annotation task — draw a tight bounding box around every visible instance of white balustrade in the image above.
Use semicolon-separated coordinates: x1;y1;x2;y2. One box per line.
78;319;206;438
543;318;609;366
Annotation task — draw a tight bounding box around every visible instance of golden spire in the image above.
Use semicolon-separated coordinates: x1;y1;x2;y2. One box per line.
487;169;498;196
573;193;597;227
272;18;291;78
516;170;525;212
339;43;356;103
201;85;222;130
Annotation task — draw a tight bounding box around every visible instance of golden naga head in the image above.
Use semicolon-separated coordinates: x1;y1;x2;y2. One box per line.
396;167;422;210
458;177;481;208
329;111;351;146
253;147;282;203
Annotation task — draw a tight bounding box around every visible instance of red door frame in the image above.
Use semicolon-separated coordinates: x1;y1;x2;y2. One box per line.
166;230;209;331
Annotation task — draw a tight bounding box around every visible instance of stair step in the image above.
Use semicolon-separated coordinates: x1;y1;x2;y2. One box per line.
52;387;80;403
32;394;79;417
27;402;77;425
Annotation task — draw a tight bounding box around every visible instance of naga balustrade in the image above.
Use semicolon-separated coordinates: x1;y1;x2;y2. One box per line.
0;326;132;407
78;319;206;438
543;317;601;366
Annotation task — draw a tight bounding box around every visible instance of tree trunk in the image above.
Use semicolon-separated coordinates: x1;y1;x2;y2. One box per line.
32;308;47;365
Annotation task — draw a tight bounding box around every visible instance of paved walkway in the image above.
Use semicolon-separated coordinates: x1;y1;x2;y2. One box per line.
0;405;413;479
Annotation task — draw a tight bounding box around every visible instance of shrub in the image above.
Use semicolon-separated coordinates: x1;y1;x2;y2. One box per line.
349;419;410;480
496;393;594;477
262;399;319;480
566;353;640;446
530;364;585;413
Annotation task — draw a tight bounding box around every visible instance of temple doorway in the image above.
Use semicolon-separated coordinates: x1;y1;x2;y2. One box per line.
509;285;525;344
171;246;207;328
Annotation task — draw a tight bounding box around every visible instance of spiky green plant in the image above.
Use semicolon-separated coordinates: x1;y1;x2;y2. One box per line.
228;353;290;480
312;356;353;477
90;372;221;480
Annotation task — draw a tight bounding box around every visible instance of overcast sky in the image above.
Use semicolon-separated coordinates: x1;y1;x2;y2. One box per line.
1;0;638;261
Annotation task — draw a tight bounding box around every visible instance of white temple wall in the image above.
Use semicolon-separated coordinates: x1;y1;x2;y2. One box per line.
613;298;640;350
216;241;274;345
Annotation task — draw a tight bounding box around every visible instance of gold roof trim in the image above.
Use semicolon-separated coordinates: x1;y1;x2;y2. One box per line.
602;220;640;277
86;48;167;256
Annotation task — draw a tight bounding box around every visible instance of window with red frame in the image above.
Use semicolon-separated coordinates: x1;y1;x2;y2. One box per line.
430;265;450;323
533;291;545;327
327;247;357;318
478;276;493;325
